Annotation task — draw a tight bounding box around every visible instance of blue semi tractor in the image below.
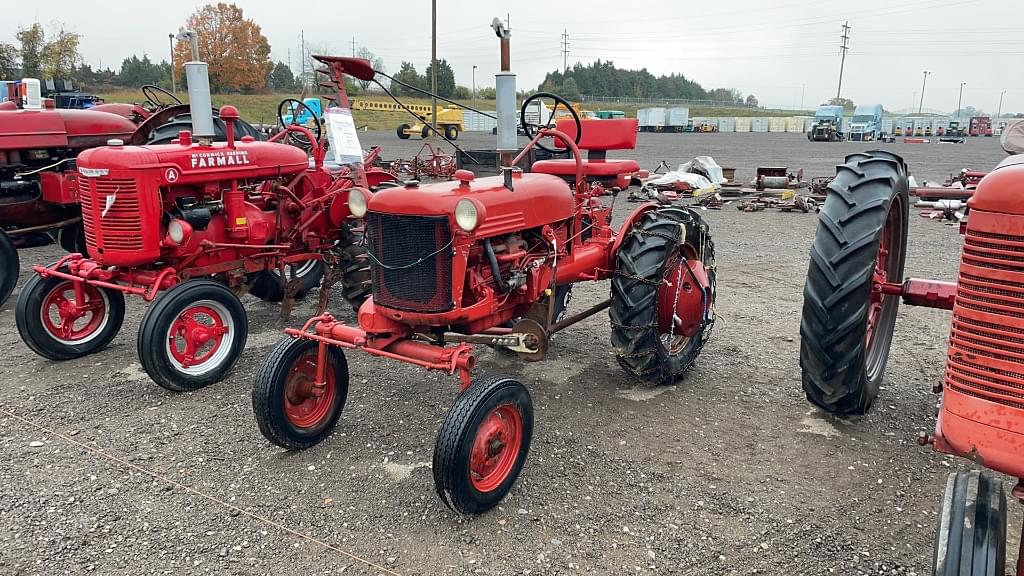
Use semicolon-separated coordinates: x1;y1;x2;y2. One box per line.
847;104;885;142
808;105;846;141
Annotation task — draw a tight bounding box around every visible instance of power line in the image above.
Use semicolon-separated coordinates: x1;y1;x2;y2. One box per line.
836;20;850;100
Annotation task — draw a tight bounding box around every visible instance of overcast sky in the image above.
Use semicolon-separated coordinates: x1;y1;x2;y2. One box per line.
6;0;1021;114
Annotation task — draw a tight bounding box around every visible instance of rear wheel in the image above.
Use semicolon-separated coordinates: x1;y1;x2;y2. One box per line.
147;111;264;145
0;230;18;306
248;260;324;303
610;207;717;385
56;224;87;255
445;125;459;140
137;279;247;392
433;375;533;515
421;125;431;138
397;123;410;140
15;269;125;360
799;151;909;415
933;471;1007;576
337;233;371;311
252;337;350;449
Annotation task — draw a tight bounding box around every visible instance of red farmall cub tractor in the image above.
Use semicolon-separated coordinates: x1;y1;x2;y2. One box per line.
251;93;718;515
0;84;257;306
800;148;1024;574
15;56;387;392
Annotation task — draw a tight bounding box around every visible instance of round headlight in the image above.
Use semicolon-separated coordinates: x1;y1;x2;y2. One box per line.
455;198;479;232
348;190;368;218
167;219;192;245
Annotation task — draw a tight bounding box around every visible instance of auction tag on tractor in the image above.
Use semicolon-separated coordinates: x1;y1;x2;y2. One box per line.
325;107;363;166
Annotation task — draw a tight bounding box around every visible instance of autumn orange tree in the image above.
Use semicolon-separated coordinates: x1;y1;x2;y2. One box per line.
174;3;272;93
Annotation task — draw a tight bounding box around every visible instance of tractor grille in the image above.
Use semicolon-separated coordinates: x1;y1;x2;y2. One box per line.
79;176;143;253
366;212;453;313
946;223;1024;409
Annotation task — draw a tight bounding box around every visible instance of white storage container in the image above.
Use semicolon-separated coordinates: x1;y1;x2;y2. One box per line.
735;117;752;132
666;107;689;131
717;117;736;132
751;117;770;132
637;107;666;132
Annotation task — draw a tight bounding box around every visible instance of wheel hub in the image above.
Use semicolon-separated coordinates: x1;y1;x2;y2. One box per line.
41;281;108;343
469;404;523;493
167;304;229;369
283;352;335;429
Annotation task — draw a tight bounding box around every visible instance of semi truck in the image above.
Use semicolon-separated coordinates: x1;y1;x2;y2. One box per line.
808;105;845;141
847;104;884;141
969;115;993;137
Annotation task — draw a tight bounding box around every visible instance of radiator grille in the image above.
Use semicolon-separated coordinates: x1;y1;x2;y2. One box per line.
366;212;453;313
946;225;1024;409
79;176;143;253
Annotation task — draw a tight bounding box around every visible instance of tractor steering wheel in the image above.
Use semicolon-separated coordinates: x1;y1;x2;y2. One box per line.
520;92;582;155
141;84;183;108
277;98;323;148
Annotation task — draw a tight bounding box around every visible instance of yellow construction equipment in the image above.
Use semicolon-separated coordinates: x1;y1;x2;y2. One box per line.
397;106;465;140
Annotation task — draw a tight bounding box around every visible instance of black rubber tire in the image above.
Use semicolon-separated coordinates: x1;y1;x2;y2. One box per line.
251;336;350;450
137;279;248;392
0;230;18;307
397;123;411;139
337;233;371;311
610;207;717;385
248;260;324;303
56;224;86;255
433;375;533;515
799;151;909;415
933;471;1007;576
147;111;264;145
421;125;431;139
445;125;459;140
15;268;125;360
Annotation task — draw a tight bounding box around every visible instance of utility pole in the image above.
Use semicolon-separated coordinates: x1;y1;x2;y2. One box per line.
561;30;570;72
169;33;176;93
431;0;437;136
918;70;930;115
800;84;805;110
997;89;1006;120
472;64;477;106
352;36;356;57
836;21;850;101
956;81;966;120
300;30;306;88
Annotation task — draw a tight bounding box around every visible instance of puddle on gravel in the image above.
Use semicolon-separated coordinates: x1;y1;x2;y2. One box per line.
799;409;842;437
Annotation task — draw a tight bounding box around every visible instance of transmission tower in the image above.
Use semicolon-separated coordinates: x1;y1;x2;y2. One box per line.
836;21;850;100
561;30;570;72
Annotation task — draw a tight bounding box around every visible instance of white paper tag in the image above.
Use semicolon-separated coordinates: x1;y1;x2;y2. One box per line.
325;107;363;165
102;188;118;217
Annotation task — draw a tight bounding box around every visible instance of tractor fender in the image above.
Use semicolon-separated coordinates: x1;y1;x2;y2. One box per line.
127;104;192;145
609;202;660;258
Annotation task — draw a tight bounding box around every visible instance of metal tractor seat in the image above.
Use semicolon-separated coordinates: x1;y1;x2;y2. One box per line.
531;118;641;186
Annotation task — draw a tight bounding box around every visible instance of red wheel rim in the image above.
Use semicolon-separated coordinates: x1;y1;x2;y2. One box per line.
283;351;336;429
166;301;232;373
865;195;905;376
40;281;108;344
469;404;523;493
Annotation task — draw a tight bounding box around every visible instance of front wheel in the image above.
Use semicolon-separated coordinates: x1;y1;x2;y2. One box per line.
799;151;909;415
433;375;533;515
137;279;248;392
252;337;350;450
16;270;125;360
397;123;410;139
444;125;459;140
933;471;1007;575
610;207;717;385
0;230;18;306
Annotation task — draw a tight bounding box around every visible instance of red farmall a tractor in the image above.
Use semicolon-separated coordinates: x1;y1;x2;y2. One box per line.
0;83;263;306
250;89;718;514
800;146;1024;574
15;56;388;392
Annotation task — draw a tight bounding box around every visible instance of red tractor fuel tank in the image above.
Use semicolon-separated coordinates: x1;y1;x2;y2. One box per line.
75;138;309;267
938;154;1024;480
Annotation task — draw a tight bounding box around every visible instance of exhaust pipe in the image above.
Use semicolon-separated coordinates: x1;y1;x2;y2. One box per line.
492;18;515;170
184;62;215;140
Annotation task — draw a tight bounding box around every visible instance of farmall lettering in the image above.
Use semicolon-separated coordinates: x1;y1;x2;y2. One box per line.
190;150;252;169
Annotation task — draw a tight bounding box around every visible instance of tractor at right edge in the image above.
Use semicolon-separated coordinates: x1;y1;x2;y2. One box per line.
799;139;1024;573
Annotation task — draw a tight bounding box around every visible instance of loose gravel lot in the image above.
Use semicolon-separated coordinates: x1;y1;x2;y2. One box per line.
0;132;1017;575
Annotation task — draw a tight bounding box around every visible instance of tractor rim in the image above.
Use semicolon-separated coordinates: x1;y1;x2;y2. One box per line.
165;299;235;375
865;195;905;378
40;281;110;344
469;404;523;493
283;350;336;429
657;249;701;355
273;259;318;280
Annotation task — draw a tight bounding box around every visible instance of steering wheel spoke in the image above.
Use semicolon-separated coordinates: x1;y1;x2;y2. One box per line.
276;98;323;149
519;92;581;155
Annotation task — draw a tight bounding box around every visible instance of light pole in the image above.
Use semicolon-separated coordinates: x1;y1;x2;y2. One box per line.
169;33;176;93
917;70;929;115
472;65;477;106
997;89;1006;120
956;81;966;121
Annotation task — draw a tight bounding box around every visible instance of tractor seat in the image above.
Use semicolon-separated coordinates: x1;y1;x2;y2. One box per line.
532;118;640;180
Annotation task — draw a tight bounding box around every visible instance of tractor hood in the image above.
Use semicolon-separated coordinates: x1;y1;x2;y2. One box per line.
0;108;138;151
77;138;310;185
367;172;575;237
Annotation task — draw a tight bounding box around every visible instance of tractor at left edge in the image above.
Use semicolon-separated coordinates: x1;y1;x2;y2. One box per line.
250;26;718;516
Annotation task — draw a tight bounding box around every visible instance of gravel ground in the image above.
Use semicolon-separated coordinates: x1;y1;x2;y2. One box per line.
0;132;1018;575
